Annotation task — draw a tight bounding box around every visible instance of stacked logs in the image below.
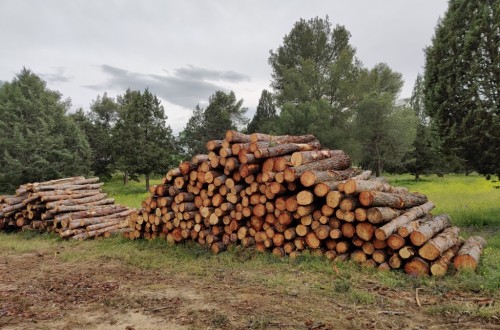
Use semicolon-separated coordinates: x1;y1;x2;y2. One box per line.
127;131;486;276
0;177;135;239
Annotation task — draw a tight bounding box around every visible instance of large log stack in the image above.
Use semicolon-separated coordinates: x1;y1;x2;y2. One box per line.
127;131;486;276
0;177;135;239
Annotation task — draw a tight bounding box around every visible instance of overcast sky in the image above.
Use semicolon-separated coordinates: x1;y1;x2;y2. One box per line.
0;0;448;132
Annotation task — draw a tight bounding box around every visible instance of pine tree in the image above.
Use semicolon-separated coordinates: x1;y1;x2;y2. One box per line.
424;0;499;177
0;68;91;192
246;89;277;134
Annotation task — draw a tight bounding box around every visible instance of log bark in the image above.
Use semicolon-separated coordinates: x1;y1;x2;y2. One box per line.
254;142;321;159
291;149;345;167
344;179;408;195
418;226;460;261
409;214;452;247
54;198;116;212
374;201;435;240
430;240;464;276
284;153;351;182
45;193;108;209
453;236;487;270
250;133;318;144
366;207;403;224
225;130;252;143
397;214;432;237
300;169;356;187
359;191;428;209
55;205;129;222
32;183;103;192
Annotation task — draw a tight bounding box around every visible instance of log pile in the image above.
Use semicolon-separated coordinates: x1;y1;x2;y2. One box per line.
127;131;487;276
0;177;135;239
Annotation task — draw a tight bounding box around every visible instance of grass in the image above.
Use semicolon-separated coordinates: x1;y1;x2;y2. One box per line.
101;174;163;208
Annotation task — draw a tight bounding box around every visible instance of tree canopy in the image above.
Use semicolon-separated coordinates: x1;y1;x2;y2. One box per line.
424;0;499;177
0;68;91;192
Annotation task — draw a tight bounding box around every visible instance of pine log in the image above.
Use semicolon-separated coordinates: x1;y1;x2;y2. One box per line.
297;190;315;205
355;222;375;241
410;214;452;247
397;214;432;237
206;139;224;151
344;179;408;195
225;130;252;143
419;226;460;261
453;236;487;270
284;153;351;182
40;191;102;202
359;191;428;209
254;142;321;159
404;257;430;276
399;246;416;259
375;201;435;240
430;240;464;276
55;205;129;222
387;234;406;250
351;250;368;263
300;169;356;187
250;133;318;144
45;193;108;209
54;198;116;212
366;207;403;224
32;183;103;192
291;149;345;167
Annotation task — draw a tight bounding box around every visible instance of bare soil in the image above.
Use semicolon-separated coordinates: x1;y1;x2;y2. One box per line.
0;247;498;330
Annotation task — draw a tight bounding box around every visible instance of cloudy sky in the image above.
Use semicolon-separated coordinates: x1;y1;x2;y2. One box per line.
0;0;448;132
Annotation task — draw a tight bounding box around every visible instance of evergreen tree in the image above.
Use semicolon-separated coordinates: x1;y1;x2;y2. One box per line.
113;89;176;190
180;91;248;156
268;16;362;149
424;0;499;177
0;68;91;192
405;74;439;180
71;93;118;179
246;89;277;134
355;64;417;176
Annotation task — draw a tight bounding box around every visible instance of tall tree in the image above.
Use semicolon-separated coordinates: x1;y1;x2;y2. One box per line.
355;64;417;176
113;89;176;190
268;16;362;150
424;0;499;177
180;90;248;156
0;68;91;192
404;74;439;180
246;89;277;134
71;93;118;179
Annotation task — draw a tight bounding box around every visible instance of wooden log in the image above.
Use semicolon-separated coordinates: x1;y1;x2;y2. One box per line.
388;254;403;269
300;169;356;187
326;191;343;208
291;149;345;167
430;240;464;276
404;257;430;276
397;214;432;237
284;154;351;182
387;234;406;250
366;207;403;224
225;130;252;143
410;214;452;247
297;190;315;205
399;246;416;259
250;133;318;144
374;201;435;240
453;236;487;270
359;191;428;209
46;193;108;209
206;139;224;151
355;222;374;241
351;250;368;263
419;226;460;261
344;179;408;195
53;198;116;212
32;183;103;192
254;142;321;159
372;250;388;264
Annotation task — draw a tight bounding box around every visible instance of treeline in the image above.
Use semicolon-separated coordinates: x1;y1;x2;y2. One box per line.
0;1;498;193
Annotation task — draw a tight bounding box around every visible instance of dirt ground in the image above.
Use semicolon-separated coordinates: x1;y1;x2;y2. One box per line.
0;248;498;330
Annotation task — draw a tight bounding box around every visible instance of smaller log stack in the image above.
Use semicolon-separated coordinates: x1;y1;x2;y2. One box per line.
127;131;487;276
0;177;135;239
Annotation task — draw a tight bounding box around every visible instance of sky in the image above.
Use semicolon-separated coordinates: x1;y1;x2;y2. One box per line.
0;0;449;133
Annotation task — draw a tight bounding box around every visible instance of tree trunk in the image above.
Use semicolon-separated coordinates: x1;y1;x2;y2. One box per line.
300;169;357;187
145;173;150;192
366;207;403;224
374;201;435;240
291;149;344;167
359;191;428;209
453;236;487;270
430;240;463;276
409;214;451;247
418;226;460;261
254;142;321;159
284;152;351;182
404;257;430;276
124;171;129;185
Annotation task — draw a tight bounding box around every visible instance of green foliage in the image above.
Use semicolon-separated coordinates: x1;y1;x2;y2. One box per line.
71;93;119;179
179;90;248;156
0;68;91;192
424;0;500;177
354;64;417;175
113;89;177;190
246;89;277;134
404;74;442;179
